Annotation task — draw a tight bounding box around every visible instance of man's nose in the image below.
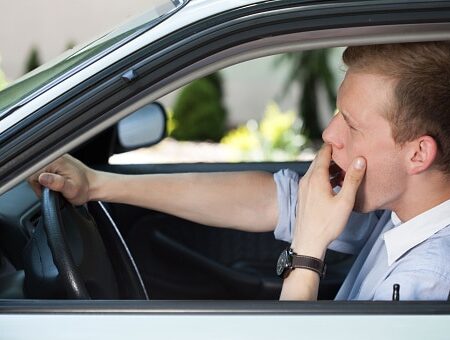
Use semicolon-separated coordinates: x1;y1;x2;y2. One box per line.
322;115;343;149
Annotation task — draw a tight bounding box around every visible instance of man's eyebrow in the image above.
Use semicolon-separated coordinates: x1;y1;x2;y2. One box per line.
340;110;358;126
336;97;359;126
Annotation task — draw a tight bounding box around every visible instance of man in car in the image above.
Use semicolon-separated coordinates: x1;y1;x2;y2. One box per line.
29;42;450;301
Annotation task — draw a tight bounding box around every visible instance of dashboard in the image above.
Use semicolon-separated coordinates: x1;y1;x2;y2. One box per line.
0;182;40;298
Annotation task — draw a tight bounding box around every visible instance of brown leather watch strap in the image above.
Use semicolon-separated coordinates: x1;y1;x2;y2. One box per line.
290;251;326;278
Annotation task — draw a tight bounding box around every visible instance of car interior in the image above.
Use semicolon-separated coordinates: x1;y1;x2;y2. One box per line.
0;50;359;301
2;30;450;304
0;138;354;301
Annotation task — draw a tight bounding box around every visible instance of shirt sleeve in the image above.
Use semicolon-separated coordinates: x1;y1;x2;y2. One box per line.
273;168;376;254
273;169;299;243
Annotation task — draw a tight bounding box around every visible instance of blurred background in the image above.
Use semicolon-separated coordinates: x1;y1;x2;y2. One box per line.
0;0;345;164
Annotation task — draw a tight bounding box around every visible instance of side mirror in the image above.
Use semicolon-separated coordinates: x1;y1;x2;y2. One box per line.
116;102;167;152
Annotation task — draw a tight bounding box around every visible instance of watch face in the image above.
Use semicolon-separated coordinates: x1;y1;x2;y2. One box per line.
276;249;290;277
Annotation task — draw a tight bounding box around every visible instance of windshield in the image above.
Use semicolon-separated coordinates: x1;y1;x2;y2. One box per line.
0;0;187;118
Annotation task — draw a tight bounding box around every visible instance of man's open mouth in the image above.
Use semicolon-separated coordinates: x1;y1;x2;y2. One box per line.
330;161;346;188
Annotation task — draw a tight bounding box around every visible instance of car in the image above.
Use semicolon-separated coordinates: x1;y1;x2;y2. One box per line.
1;0;450;338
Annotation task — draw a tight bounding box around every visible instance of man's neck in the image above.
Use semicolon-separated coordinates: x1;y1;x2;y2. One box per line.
391;171;450;222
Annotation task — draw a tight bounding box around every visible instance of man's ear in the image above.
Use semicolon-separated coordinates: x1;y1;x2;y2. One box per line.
406;135;438;175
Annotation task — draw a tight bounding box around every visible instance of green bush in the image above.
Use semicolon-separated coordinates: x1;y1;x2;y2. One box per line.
25;47;41;74
171;73;227;142
0;69;7;91
221;102;306;161
0;55;7;90
277;49;337;143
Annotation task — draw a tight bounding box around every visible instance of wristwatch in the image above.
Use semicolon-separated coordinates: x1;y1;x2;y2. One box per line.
276;248;326;279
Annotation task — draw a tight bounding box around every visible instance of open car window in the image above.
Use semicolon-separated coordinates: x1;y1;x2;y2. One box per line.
109;49;344;165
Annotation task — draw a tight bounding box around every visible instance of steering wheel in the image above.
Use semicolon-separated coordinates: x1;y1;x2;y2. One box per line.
42;188;99;299
23;187;147;299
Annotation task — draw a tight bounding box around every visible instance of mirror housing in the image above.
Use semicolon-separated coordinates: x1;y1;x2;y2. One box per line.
115;102;167;153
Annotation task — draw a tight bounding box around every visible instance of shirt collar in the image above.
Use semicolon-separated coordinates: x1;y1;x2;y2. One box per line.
383;199;450;266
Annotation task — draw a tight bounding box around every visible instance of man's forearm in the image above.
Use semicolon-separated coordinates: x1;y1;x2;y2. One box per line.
88;170;278;232
280;269;321;300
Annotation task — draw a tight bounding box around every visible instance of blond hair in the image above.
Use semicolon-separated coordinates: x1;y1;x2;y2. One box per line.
343;42;450;173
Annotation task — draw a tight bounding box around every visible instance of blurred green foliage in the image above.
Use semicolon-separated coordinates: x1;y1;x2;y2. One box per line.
171;72;227;142
166;107;176;135
277;49;336;143
66;41;76;50
0;69;7;91
25;47;42;74
0;54;7;91
221;102;306;161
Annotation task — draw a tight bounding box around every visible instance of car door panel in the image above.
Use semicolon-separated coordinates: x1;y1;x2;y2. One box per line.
3;300;450;340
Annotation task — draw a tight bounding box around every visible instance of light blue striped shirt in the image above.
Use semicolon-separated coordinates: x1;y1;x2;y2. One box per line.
273;169;450;300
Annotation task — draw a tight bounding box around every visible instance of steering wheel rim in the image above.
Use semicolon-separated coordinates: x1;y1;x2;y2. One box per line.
24;187;145;299
41;188;90;299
